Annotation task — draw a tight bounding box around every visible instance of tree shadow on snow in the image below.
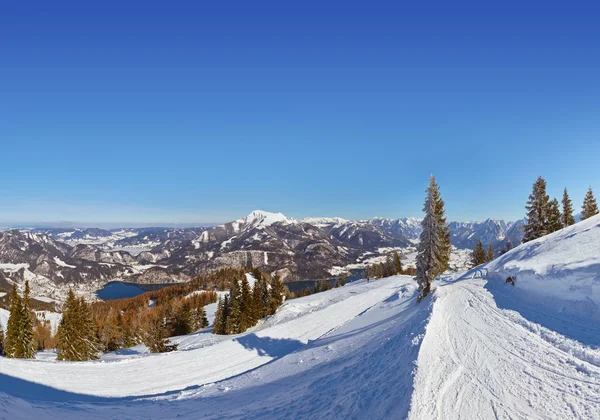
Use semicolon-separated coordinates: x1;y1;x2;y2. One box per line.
0;372;121;403
234;334;304;358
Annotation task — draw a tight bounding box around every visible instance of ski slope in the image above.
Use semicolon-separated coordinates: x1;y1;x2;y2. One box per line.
1;215;599;419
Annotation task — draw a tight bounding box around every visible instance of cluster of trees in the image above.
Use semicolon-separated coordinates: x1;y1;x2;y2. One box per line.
365;251;406;279
213;270;285;335
471;241;495;267
524;177;598;243
2;282;35;358
415;175;452;300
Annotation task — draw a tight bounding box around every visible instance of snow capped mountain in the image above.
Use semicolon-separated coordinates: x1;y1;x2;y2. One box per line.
301;217;349;227
367;217;423;241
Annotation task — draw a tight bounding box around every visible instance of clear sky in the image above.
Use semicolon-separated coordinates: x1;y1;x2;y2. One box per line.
1;2;599;226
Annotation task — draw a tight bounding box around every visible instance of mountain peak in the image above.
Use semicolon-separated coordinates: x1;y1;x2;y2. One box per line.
244;210;294;227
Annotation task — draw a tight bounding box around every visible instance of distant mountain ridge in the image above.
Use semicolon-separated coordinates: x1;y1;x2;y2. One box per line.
0;210;525;302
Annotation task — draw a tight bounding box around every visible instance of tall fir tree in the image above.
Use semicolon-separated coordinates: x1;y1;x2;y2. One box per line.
523;176;550;242
393;250;403;275
0;322;5;356
4;284;22;358
226;279;241;334
20;281;35;359
562;188;575;226
269;274;285;315
486;244;494;262
547;198;563;233
416;175;445;300
581;187;599;220
213;295;229;335
56;289;98;361
471;241;486;267
431;177;451;276
238;275;253;332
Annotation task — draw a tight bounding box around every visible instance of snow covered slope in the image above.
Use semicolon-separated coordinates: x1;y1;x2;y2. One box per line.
1;217;599;419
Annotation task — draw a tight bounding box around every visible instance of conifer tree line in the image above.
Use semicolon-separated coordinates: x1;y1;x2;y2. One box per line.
214;269;285;335
415;175;452;300
523;177;598;243
471;241;495;267
3;282;35;358
364;250;412;279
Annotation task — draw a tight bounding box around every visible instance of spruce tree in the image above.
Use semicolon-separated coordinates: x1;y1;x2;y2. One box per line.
393;251;403;275
238;276;253;332
226;279;241;334
20;281;35;359
432;179;452;276
562;188;575;226
471;241;486;267
4;284;22;358
581;187;599;220
486;244;494;262
523;176;550;242
213;296;228;335
251;280;263;323
547;198;563;233
0;322;5;356
269;274;285;315
416;175;445;300
57;290;98;361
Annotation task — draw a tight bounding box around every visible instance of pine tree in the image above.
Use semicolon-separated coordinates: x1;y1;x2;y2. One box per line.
226;278;242;334
379;262;385;279
238;275;253;332
547;198;563;233
486;244;494;262
393;251;403;275
364;265;370;280
581;187;599;220
20;281;35;359
57;289;98;361
471;241;486;267
251;280;263;323
269;274;285;315
4;284;22;358
0;322;5;356
562;188;575;226
523;176;551;242
140;308;167;353
213;296;229;335
416;175;445;300
432;179;451;276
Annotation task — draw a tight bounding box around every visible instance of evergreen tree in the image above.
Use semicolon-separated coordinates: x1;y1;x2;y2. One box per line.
20;281;35;359
486;244;494;262
471;241;486;267
269;274;285;315
251;280;263;323
432;179;452;276
213;295;229;335
547;198;563;233
226;278;242;334
379;262;385;279
416;175;445;300
364;265;370;280
4;284;22;358
56;289;98;361
0;323;5;356
393;251;403;275
581;187;599;220
238;275;253;332
562;188;575;226
523;176;551;242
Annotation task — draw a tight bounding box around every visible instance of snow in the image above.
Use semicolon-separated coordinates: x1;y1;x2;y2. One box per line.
0;292;6;298
34;311;62;333
53;256;76;268
243;210;295;228
1;216;600;418
0;308;8;329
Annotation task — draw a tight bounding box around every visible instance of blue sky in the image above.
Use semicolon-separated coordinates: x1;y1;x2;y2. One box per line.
1;2;599;226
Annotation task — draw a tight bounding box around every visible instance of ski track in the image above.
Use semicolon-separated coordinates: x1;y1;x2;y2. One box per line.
409;278;600;420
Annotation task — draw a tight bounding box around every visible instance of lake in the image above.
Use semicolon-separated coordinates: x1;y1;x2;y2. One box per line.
96;281;179;301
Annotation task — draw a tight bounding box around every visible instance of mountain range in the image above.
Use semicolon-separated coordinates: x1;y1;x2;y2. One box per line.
0;211;525;302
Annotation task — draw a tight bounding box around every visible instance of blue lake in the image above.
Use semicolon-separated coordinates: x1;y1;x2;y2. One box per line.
96;281;177;301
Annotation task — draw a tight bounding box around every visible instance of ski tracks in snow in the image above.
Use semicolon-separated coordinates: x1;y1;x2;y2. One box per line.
409;278;600;420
